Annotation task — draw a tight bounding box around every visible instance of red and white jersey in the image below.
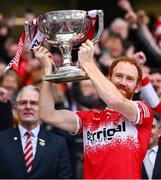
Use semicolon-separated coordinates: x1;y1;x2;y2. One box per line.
76;101;153;179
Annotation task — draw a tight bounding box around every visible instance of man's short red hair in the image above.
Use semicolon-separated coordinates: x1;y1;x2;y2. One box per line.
108;56;143;84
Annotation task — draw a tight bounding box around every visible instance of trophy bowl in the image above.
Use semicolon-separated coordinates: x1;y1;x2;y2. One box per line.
38;10;104;83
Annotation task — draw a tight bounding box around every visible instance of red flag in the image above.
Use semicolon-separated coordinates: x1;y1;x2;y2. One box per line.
4;17;46;77
4;32;26;73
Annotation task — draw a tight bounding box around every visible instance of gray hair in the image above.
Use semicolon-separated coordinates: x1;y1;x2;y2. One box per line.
154;112;161;127
110;18;128;30
16;85;40;102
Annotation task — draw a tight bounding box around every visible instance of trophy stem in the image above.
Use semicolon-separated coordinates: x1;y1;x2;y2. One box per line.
59;43;72;66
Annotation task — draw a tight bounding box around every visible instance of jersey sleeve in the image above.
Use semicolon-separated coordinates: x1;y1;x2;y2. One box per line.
133;101;153;127
73;111;91;135
70;113;82;135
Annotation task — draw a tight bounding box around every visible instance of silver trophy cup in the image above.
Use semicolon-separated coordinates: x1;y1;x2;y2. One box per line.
27;10;104;83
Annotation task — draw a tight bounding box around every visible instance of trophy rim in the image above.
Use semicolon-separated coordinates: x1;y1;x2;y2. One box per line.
42;9;87;16
43;74;89;83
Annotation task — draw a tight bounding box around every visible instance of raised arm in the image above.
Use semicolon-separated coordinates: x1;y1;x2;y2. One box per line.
33;46;77;133
78;40;139;123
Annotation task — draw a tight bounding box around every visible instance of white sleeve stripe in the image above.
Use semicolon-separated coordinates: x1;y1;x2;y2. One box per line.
142;102;150;117
137;101;150;118
138;102;145;115
141;101;150;117
71;113;81;135
131;101;141;125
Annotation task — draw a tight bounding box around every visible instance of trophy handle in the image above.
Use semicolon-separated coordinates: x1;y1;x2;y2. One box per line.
24;20;31;43
93;10;104;44
24;19;38;45
88;10;104;44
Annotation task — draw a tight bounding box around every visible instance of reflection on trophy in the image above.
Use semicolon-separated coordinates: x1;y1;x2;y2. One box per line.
26;10;104;83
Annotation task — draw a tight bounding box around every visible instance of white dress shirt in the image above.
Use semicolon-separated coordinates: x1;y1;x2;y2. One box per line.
18;124;40;158
148;145;158;167
143;145;158;179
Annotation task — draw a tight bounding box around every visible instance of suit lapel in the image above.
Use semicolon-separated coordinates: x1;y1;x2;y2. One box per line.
31;126;47;172
152;148;161;178
142;163;148;179
11;128;26;173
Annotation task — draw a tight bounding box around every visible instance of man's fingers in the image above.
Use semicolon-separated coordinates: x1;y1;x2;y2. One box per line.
79;40;93;53
32;45;41;53
86;39;93;46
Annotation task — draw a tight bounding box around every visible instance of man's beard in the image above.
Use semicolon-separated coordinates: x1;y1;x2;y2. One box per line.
115;84;135;99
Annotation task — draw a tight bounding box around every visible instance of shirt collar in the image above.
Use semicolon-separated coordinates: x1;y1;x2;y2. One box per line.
151;145;159;153
18;124;40;137
148;145;159;153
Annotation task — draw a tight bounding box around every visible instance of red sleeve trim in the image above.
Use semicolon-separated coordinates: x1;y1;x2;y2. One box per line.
141;76;150;86
154;102;161;114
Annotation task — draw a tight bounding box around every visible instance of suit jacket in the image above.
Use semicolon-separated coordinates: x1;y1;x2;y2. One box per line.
0;101;13;131
142;148;161;179
0;126;72;179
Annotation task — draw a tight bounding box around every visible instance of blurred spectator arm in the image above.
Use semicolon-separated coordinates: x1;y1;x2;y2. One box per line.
118;0;161;68
137;10;161;55
126;11;161;68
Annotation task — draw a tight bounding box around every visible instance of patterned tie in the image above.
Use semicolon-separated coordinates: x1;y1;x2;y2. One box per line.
24;131;33;173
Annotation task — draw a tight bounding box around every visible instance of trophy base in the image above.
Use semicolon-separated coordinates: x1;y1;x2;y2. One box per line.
42;65;89;83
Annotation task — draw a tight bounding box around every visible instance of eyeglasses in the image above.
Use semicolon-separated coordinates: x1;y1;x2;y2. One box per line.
16;100;39;106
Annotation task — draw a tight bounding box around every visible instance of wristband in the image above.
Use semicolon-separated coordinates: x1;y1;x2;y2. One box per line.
140;77;160;108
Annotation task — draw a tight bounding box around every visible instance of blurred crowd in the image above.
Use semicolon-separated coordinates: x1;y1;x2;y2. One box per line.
0;0;161;178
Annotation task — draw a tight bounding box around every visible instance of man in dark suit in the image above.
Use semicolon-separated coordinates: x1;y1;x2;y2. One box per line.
142;112;161;179
0;85;72;179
